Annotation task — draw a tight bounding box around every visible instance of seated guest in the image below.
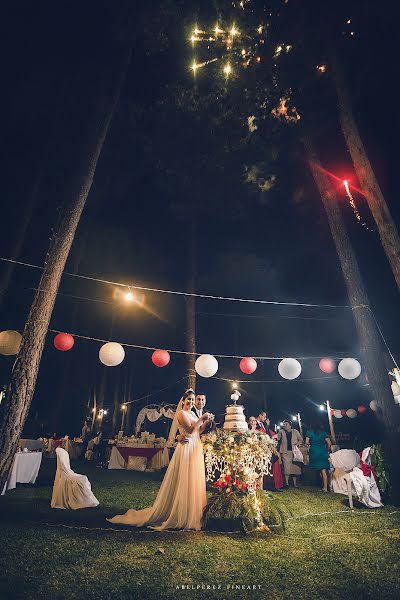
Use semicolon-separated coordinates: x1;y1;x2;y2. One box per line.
248;416;257;431
305;421;331;493
278;420;303;488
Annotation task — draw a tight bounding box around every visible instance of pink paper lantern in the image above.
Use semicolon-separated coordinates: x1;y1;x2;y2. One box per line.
152;349;170;367
54;333;74;352
357;405;367;414
239;357;257;374
319;358;336;374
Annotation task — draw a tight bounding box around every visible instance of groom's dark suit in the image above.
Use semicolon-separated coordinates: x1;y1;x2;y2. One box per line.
192;407;217;431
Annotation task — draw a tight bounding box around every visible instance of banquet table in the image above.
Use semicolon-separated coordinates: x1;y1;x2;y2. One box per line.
108;444;169;471
19;439;46;452
2;452;42;495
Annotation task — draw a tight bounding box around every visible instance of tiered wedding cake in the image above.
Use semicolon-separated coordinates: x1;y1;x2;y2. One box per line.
223;404;248;432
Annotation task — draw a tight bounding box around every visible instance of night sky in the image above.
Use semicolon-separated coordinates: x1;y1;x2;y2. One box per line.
1;0;398;444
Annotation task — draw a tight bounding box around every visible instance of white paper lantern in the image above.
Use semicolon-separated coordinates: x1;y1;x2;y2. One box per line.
369;400;378;411
391;381;400;397
338;358;361;380
0;330;22;356
394;396;400;406
278;358;302;380
230;392;240;402
195;354;218;378
333;409;343;419
99;342;125;366
346;409;357;418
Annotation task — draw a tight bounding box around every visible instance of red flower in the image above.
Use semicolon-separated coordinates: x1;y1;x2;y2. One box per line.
213;482;219;487
237;432;243;436
242;482;248;490
233;479;238;487
225;475;232;483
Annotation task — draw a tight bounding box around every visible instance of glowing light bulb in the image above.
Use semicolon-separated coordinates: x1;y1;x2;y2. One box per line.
223;63;232;76
256;56;261;63
125;291;134;302
317;64;327;73
190;35;196;43
319;405;324;411
292;415;297;421
241;48;246;55
215;24;222;35
230;26;238;37
121;403;127;410
192;61;198;73
257;25;263;34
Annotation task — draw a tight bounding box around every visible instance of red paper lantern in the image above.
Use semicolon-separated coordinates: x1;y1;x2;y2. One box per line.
319;358;336;374
330;409;335;416
54;333;74;351
239;357;257;374
341;409;347;416
357;405;367;414
151;349;170;367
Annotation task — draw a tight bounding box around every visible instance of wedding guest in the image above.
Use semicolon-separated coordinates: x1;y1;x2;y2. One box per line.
248;416;257;431
305;421;331;493
80;420;91;460
255;411;267;433
265;417;284;491
278;420;303;488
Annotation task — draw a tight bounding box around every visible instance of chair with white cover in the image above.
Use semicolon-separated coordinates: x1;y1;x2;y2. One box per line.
51;447;99;510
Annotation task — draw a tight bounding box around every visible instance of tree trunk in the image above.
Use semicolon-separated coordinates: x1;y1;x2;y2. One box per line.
331;52;400;290
0;35;133;491
185;201;197;390
304;134;400;498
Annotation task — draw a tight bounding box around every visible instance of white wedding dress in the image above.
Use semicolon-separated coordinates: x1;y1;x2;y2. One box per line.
107;411;206;530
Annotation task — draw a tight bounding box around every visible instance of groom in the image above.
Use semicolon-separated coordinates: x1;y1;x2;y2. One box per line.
193;394;216;431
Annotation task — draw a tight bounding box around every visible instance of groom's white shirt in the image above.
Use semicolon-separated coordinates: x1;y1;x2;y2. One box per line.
192;407;203;419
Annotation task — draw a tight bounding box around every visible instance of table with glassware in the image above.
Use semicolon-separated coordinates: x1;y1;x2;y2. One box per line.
108;434;169;471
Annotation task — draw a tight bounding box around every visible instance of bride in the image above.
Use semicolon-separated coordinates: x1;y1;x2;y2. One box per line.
107;389;212;530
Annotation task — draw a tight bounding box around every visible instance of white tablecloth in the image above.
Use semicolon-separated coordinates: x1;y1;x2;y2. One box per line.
108;445;169;471
2;452;42;495
19;439;46;452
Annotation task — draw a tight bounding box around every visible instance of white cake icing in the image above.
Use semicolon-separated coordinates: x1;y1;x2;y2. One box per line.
223;404;248;431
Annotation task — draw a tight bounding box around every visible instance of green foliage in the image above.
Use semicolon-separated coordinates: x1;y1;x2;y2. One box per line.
371;443;391;497
203;488;283;534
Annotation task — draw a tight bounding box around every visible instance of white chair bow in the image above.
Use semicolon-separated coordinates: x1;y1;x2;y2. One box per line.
51;447;99;510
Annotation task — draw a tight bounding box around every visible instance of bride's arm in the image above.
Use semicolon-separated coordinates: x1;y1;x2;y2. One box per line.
177;411;211;434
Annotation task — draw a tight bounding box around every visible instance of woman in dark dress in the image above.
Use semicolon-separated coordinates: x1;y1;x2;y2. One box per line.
305;421;331;492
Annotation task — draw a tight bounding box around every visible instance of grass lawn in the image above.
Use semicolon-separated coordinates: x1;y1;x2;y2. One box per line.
0;459;399;600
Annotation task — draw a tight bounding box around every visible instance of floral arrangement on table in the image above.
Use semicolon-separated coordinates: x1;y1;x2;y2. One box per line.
202;429;281;533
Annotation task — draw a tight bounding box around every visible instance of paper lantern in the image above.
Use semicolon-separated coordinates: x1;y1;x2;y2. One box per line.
0;330;22;355
338;358;361;380
391;381;400;397
54;333;74;352
341;409;347;416
319;358;336;374
333;410;343;419
369;400;378;411
329;409;335;416
395;396;400;406
346;409;357;418
231;392;240;402
152;349;170;367
99;342;125;366
240;357;257;374
195;354;218;378
357;405;367;414
278;358;301;380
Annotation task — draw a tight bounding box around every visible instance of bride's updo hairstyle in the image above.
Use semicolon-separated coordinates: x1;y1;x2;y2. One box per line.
183;388;195;399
